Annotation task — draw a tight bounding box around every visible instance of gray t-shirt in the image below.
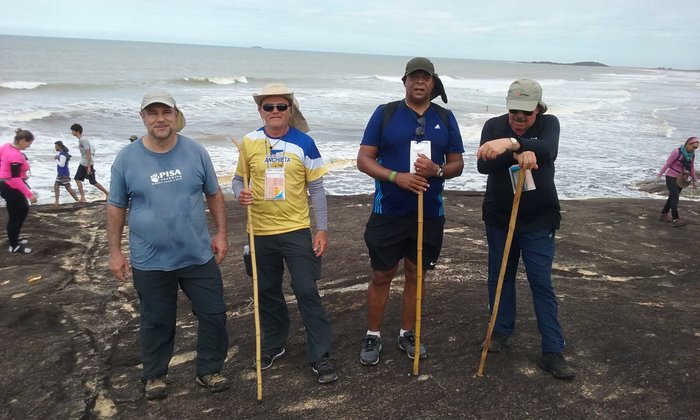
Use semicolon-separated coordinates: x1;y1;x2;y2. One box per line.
78;136;92;166
108;135;220;271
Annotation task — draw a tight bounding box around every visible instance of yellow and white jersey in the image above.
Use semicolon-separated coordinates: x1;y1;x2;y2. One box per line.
235;127;327;235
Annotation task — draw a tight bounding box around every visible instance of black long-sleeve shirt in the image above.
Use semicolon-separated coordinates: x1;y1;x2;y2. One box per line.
477;113;561;233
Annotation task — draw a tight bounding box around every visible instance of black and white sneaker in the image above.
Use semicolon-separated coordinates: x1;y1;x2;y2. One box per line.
9;245;31;254
311;358;338;384
253;347;286;370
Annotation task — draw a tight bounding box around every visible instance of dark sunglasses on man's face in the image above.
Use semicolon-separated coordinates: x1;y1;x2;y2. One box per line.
262;103;289;112
509;109;534;116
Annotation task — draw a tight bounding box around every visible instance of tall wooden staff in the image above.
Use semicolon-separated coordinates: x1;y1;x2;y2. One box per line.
412;191;424;375
476;168;526;377
231;137;263;401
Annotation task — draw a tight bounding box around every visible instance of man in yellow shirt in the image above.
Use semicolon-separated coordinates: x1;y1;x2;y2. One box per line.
232;83;336;384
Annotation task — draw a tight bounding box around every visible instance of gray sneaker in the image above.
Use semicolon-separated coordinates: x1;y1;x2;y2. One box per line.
311;358;338;384
359;335;382;366
144;376;167;400
398;330;427;360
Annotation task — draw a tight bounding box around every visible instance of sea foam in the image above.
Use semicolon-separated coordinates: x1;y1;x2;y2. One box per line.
0;81;47;90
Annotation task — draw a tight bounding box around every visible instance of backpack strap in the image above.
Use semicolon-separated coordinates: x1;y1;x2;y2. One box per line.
381;100;402;132
429;102;451;130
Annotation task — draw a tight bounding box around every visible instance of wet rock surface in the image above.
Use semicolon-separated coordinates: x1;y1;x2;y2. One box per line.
1;192;698;419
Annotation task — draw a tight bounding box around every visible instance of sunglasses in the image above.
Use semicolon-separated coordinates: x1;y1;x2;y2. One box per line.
262;103;289;112
509;109;534;116
415;116;426;138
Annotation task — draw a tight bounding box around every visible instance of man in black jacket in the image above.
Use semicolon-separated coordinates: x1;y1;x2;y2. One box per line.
476;79;574;379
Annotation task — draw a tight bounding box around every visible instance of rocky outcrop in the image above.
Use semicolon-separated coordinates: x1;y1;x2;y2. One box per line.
1;193;698;418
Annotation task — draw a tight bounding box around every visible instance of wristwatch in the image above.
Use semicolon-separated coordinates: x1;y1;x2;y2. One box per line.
436;165;445;178
510;137;520;151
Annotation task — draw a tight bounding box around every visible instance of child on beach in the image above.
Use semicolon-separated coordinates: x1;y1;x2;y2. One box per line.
53;141;79;205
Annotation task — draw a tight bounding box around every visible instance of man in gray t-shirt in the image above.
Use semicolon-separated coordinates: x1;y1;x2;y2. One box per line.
106;90;231;400
69;123;109;201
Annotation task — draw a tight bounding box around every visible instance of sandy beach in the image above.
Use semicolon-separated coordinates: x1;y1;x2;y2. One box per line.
1;192;698;419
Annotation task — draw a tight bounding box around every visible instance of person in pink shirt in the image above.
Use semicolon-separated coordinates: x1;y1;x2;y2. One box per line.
0;128;38;253
657;136;699;227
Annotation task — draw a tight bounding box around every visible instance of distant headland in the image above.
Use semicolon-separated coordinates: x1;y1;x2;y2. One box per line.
530;61;608;67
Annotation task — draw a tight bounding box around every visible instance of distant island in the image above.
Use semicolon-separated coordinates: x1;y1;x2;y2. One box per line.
530;61;608;67
531;61;698;71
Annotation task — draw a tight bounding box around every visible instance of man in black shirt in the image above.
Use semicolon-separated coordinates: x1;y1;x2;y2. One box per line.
476;79;574;379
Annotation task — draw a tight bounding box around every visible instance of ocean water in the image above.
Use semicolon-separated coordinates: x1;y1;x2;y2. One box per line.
1;35;699;205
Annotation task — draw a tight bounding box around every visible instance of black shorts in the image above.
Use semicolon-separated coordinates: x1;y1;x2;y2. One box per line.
74;164;97;184
363;213;445;272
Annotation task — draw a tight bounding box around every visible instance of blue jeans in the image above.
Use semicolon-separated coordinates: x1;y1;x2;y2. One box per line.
254;228;332;363
133;258;228;381
485;225;565;353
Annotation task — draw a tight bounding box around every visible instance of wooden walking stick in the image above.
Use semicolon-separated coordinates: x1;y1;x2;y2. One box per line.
413;190;424;376
231;137;263;402
476;167;526;378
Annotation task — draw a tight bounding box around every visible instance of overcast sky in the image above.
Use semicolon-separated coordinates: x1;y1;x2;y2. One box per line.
2;0;699;70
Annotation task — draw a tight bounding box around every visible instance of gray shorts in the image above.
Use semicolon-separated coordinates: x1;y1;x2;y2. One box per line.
54;176;73;187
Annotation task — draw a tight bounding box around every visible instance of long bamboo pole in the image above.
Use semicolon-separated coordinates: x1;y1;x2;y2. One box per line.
476;167;526;377
231;137;263;401
412;191;424;375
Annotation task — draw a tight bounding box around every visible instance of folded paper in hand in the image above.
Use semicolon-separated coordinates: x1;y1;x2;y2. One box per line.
509;165;536;193
409;141;431;174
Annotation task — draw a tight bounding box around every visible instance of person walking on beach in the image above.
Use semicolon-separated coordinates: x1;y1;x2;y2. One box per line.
107;90;231;400
356;57;464;366
53;141;79;205
70;123;109;202
232;83;337;384
1;128;38;254
657;136;698;227
476;79;574;379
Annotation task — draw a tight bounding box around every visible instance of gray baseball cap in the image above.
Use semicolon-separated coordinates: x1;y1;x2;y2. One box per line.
141;90;186;132
506;79;548;113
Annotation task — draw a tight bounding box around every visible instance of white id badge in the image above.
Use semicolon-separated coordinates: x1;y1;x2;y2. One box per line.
509;165;536;193
409;140;432;174
264;168;286;200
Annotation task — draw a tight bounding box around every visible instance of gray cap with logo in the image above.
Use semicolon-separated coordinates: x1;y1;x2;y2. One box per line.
506;79;548;113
